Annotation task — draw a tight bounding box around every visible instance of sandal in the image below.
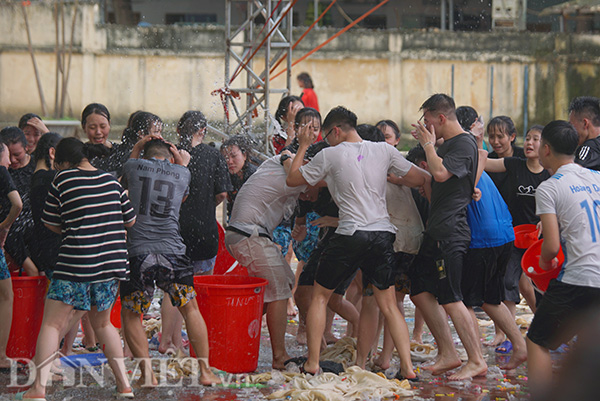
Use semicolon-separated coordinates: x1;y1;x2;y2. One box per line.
495;340;513;354
395;371;420;382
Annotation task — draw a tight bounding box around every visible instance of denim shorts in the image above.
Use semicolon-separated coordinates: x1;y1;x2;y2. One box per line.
0;249;9;281
47;278;119;311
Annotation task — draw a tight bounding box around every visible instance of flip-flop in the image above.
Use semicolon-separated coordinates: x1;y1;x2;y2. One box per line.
395;371;420;382
495;340;513;354
14;391;46;401
284;356;307;366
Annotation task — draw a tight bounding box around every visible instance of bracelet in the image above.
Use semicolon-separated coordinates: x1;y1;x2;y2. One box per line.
423;141;433;148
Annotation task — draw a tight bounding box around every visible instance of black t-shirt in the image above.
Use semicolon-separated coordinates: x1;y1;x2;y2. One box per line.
29;169;61;272
9;157;35;232
0;166;17;222
90;142;133;178
502;157;550;226
180;144;232;261
488;146;525;200
227;162;258;217
427;133;478;241
575;137;600;171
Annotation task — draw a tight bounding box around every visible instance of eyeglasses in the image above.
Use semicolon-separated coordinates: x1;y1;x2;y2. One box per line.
323;125;340;144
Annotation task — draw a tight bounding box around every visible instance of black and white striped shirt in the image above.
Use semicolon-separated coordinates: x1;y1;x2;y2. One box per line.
42;168;136;283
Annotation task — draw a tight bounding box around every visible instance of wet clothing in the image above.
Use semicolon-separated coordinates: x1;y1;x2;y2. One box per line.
90;141;133;178
46;278;119;311
120;253;196;315
122;158;190;257
487;146;525;201
179;144;232;261
502;157;551;226
300;141;413;236
574;137;600;171
226;162;258;217
0;166;17;222
29;169;60;272
426;133;478;241
386;182;423;255
0;249;9;280
42;168;135;283
5;158;35;266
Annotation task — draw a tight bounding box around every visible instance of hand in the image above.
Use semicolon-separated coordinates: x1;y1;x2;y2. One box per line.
539;256;559;271
411;121;436;148
310;216;339;228
387;173;402;185
178;149;191;166
291;224;307;242
472;188;482;201
286;101;303;123
27;117;49;134
130;134;162;159
297;120;316;148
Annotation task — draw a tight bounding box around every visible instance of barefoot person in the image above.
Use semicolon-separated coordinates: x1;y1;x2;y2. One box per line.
410;94;488;380
19;137;135;400
286;106;430;380
527;120;600;398
120;137;220;386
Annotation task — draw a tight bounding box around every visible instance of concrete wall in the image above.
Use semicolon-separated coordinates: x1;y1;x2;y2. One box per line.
1;2;599;144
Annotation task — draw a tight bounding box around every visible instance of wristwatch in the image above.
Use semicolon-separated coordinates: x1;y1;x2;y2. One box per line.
280;154;291;165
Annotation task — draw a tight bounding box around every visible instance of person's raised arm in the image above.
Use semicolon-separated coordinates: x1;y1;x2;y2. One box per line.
0;190;22;247
484;157;506;173
286;121;316;187
538;213;560;271
412;121;453;182
129;134;162;159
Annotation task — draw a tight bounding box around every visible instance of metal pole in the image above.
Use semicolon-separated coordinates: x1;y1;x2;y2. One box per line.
287;2;293;93
451;64;455;98
265;0;272;155
449;0;454;31
225;0;231;135
314;0;318;26
441;0;446;31
246;0;255;132
523;64;529;139
489;65;494;122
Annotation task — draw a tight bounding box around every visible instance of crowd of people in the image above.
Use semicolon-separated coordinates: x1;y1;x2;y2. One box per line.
0;85;598;401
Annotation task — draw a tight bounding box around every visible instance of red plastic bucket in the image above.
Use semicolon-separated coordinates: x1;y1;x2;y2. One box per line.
521;238;564;291
191;275;268;373
514;224;538;249
7;275;48;360
213;221;248;276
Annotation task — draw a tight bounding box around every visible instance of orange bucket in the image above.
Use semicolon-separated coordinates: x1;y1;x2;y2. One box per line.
190;275;267;373
7;275;48;360
521;238;564;291
514;224;539;249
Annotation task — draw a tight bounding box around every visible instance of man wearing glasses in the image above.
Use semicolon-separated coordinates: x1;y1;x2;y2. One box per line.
286;106;431;379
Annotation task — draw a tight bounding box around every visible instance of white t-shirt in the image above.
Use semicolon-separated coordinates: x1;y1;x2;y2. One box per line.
229;156;307;237
386;182;424;255
536;163;600;289
300;141;414;235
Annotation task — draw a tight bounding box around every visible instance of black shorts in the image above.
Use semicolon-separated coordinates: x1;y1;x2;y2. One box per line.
461;242;512;307
504;245;525;303
120;253;195;315
409;233;469;305
314;230;395;292
298;227;354;295
527;279;600;350
363;252;414;296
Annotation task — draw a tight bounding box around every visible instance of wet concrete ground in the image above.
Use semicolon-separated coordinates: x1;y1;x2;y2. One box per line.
0;297;540;401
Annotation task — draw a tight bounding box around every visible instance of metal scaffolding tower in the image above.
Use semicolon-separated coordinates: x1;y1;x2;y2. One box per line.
217;0;294;155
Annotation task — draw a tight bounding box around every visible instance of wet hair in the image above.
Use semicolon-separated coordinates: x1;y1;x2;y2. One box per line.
322;106;358;131
376;120;401;140
527;124;545;135
18;113;42;129
143;139;172;159
357;124;385;142
0;126;27;149
306;141;329;160
487;116;518;144
295;107;321;129
407;144;426;165
81;103;111;128
55;137;111;167
275;95;304;124
123;112;162;145
568;96;600;127
541;120;578;156
33;132;62;169
222;135;253;167
297;72;314;89
177;110;207;151
456;106;478;131
0;142;6;158
420;94;456;119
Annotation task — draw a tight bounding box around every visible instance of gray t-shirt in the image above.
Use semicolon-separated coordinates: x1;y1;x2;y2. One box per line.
122;158;191;257
300;141;413;236
229;156;307;237
536;163;600;289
